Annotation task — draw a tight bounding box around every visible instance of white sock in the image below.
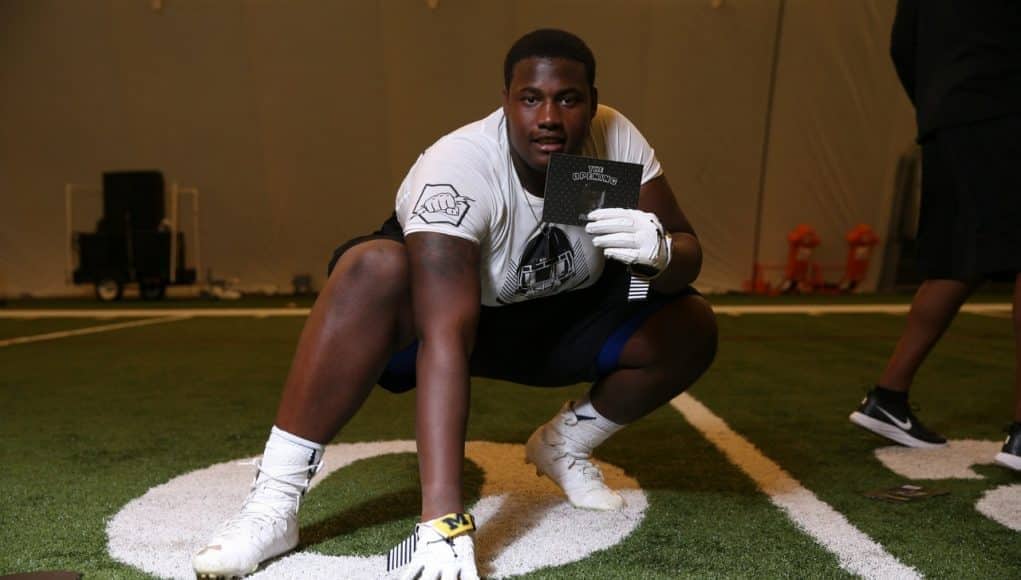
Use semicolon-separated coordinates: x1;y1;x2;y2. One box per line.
556;396;625;451
259;426;325;485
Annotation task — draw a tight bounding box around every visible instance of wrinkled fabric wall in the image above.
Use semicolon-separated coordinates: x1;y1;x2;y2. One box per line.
755;0;915;290
0;0;913;296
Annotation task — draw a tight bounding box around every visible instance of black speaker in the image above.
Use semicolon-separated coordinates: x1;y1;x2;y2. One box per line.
73;232;128;283
132;231;171;279
101;171;165;234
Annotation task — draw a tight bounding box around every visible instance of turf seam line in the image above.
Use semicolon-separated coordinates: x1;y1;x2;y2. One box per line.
0;316;191;347
0;303;1010;319
972;311;1012;319
713;303;1008;315
671;393;922;580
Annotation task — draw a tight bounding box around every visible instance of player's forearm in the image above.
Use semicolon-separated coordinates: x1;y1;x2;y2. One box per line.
405;232;481;520
651;232;702;293
415;334;472;521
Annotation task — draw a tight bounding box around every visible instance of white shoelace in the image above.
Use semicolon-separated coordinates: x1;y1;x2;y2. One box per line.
557;448;606;482
544;427;605;483
218;459;324;540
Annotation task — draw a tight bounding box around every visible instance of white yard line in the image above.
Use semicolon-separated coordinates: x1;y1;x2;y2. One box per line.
672;393;921;580
0;316;189;348
0;302;1010;319
0;308;310;319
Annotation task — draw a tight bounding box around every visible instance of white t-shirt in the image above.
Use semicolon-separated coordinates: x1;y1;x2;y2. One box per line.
395;104;662;307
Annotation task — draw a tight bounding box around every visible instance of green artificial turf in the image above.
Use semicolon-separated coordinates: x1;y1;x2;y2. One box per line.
695;311;1021;579
1;307;1017;578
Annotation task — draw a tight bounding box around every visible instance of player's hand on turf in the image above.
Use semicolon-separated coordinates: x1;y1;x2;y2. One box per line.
586;208;672;277
399;515;479;580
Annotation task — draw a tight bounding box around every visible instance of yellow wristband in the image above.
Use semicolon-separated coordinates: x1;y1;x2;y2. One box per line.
425;512;476;539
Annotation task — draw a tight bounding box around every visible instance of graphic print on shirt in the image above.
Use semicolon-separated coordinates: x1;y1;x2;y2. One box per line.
411;184;475;227
497;224;591;304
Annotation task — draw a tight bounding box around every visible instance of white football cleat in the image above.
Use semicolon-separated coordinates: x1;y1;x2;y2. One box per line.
525;405;625;511
193;460;319;579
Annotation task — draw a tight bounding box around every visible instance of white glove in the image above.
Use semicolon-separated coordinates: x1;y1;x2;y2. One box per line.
398;516;479;580
586;208;672;277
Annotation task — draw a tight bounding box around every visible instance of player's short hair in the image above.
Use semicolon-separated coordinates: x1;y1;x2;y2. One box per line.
503;29;596;89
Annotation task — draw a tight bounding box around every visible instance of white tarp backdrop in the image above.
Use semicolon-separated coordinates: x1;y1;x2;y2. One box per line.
0;0;914;297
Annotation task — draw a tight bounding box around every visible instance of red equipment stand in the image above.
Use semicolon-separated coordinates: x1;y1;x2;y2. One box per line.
781;224;822;293
839;223;879;291
745;224;879;295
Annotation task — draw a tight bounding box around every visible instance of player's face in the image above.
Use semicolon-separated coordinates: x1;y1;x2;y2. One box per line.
503;57;597;184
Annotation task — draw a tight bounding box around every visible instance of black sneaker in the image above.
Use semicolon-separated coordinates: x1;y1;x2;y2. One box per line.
994;423;1021;472
849;388;947;448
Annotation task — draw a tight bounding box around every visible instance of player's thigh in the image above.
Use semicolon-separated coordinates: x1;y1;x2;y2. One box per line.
617;293;717;372
323;237;414;345
470;280;622;386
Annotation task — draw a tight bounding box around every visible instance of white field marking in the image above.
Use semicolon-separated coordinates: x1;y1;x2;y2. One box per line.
873;440;1021;533
977;484;1021;531
0;302;1010;319
671;393;921;580
875;440;1002;480
0;316;189;348
107;440;647;580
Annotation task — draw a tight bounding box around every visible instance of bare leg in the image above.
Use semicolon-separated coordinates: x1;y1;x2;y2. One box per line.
878;278;982;392
589;294;718;424
1013;274;1021;422
274;240;414;443
525;294;717;510
193;240;416;578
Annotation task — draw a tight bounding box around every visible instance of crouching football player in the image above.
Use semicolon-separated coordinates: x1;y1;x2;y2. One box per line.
193;28;717;579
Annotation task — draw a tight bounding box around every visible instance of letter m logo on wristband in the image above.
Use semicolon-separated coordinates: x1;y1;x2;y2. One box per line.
433;512;476;538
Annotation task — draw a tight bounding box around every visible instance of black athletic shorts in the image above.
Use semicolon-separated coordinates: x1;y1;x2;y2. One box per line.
917;114;1021;280
328;213;697;392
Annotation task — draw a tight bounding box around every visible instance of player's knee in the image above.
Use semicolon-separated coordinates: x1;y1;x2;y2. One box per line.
325;241;409;303
663;297;718;386
625;296;717;384
689;308;718;378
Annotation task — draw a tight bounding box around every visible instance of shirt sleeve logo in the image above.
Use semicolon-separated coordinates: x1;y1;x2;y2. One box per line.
411;184;475;227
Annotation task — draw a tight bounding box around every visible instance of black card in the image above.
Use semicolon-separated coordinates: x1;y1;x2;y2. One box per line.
541;153;642;226
863;484;949;503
